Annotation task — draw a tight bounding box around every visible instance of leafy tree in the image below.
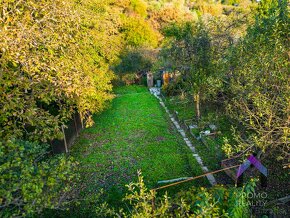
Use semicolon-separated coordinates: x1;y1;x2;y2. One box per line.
114;48;155;74
121;16;159;47
0;0;120;142
130;0;148;18
256;0;280;18
162;21;213;121
223;0;289;160
0;0;124;216
148;0;195;30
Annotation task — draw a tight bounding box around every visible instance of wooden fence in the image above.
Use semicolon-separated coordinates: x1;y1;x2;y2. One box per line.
50;113;83;154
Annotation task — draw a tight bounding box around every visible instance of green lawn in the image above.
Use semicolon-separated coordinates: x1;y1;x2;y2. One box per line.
66;85;206;215
163;95;196;121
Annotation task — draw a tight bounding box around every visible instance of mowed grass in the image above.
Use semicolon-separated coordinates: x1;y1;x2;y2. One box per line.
70;85;206;210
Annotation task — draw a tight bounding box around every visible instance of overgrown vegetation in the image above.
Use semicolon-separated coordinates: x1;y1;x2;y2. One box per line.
0;140;77;217
1;0;289;217
120;171;254;217
156;0;289;216
162;21;214;121
224;0;289;160
159;0;289;163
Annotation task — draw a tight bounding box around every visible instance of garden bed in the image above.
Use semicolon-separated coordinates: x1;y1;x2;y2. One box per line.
161;92;236;185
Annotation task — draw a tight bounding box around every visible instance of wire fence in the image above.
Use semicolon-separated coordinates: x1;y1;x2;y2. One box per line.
50;113;83;154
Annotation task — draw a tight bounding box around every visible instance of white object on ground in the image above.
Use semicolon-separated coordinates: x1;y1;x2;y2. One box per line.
203;130;211;135
158;177;193;184
189;124;198;129
209;124;217;131
149;87;160;96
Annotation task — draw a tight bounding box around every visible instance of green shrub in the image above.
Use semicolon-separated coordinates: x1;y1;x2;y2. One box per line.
119;171;253;217
162;77;188;96
0;140;77;217
223;0;289;159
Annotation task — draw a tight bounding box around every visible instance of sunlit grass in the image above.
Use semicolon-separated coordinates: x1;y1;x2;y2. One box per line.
70;85;207;213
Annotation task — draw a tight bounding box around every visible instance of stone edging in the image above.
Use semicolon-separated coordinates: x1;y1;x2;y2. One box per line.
149;88;217;186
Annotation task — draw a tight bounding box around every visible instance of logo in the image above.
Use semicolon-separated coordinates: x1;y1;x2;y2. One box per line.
236;154;268;187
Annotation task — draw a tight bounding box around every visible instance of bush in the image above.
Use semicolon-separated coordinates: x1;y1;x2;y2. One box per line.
162;77;188;96
223;0;289;159
119;171;253;217
122;74;139;85
0;0;117;142
0;140;77;217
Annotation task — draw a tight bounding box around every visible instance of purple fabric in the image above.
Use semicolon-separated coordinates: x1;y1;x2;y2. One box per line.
236;155;267;178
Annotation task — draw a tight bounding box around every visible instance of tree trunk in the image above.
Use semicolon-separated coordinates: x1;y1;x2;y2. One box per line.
194;91;201;122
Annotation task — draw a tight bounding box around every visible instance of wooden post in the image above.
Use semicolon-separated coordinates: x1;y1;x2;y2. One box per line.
81;117;84;129
194;92;201;122
151;190;155;215
147;72;153;87
73;114;79;137
61;125;68;153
